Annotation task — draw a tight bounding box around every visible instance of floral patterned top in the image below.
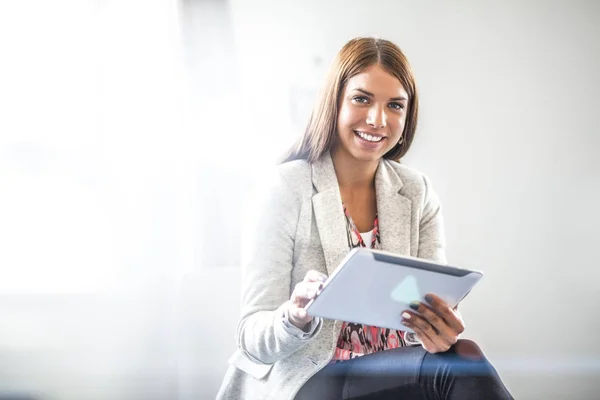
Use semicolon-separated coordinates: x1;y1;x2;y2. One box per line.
332;205;410;362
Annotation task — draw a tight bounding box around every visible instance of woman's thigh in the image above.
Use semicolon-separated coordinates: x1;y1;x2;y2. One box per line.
295;346;427;400
295;340;512;400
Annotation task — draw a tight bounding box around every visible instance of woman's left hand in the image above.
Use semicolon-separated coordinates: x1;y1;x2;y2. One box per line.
401;293;465;354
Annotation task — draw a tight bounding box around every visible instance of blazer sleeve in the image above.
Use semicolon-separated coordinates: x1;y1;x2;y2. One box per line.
235;169;322;366
417;174;448;264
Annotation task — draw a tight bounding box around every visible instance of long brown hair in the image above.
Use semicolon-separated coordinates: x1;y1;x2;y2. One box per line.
281;37;419;164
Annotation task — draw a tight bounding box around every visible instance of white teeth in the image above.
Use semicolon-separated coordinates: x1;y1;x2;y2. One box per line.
356;131;383;142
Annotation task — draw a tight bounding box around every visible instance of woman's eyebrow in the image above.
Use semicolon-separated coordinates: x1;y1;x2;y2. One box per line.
353;88;407;102
353;88;374;97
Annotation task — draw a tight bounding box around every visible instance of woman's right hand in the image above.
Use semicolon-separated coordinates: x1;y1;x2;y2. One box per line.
287;270;328;330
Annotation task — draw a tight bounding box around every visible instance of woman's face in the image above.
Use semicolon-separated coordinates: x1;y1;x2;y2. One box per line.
334;64;409;163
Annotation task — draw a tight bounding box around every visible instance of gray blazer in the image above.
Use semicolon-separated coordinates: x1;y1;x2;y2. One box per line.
216;153;447;400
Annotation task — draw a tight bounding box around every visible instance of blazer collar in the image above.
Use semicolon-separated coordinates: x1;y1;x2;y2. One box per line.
311;152;412;276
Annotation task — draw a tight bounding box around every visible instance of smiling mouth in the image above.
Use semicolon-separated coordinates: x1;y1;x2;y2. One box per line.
353;130;385;143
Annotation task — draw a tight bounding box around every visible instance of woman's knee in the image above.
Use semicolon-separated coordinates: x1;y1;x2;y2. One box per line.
454;339;485;361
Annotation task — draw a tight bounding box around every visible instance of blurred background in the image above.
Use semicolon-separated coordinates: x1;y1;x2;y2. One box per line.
0;0;599;399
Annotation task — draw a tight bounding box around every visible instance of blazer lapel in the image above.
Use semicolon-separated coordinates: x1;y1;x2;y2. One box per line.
375;160;412;256
311;154;350;276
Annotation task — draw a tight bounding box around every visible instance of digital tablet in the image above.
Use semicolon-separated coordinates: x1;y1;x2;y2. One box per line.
305;248;483;332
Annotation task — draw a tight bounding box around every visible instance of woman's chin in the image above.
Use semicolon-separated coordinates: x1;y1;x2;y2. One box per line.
349;148;386;163
332;141;389;163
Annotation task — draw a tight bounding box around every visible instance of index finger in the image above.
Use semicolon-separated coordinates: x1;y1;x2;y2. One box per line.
424;293;464;332
304;270;328;283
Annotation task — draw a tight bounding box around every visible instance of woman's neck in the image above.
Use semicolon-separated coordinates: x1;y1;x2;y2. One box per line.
330;148;379;190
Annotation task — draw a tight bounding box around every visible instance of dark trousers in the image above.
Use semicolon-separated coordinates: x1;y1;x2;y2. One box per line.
294;340;513;400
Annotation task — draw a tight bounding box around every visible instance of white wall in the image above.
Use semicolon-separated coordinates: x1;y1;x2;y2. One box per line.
0;1;185;399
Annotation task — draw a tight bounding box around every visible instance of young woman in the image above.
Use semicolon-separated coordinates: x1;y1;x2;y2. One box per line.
216;37;513;400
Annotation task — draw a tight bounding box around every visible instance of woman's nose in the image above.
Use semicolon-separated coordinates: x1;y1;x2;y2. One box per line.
366;106;386;129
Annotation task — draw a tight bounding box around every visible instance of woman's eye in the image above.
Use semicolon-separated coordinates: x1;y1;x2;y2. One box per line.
388;102;405;110
352;96;369;104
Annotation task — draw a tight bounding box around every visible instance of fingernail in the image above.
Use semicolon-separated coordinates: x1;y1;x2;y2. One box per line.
401;312;411;319
425;294;434;303
409;301;420;311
